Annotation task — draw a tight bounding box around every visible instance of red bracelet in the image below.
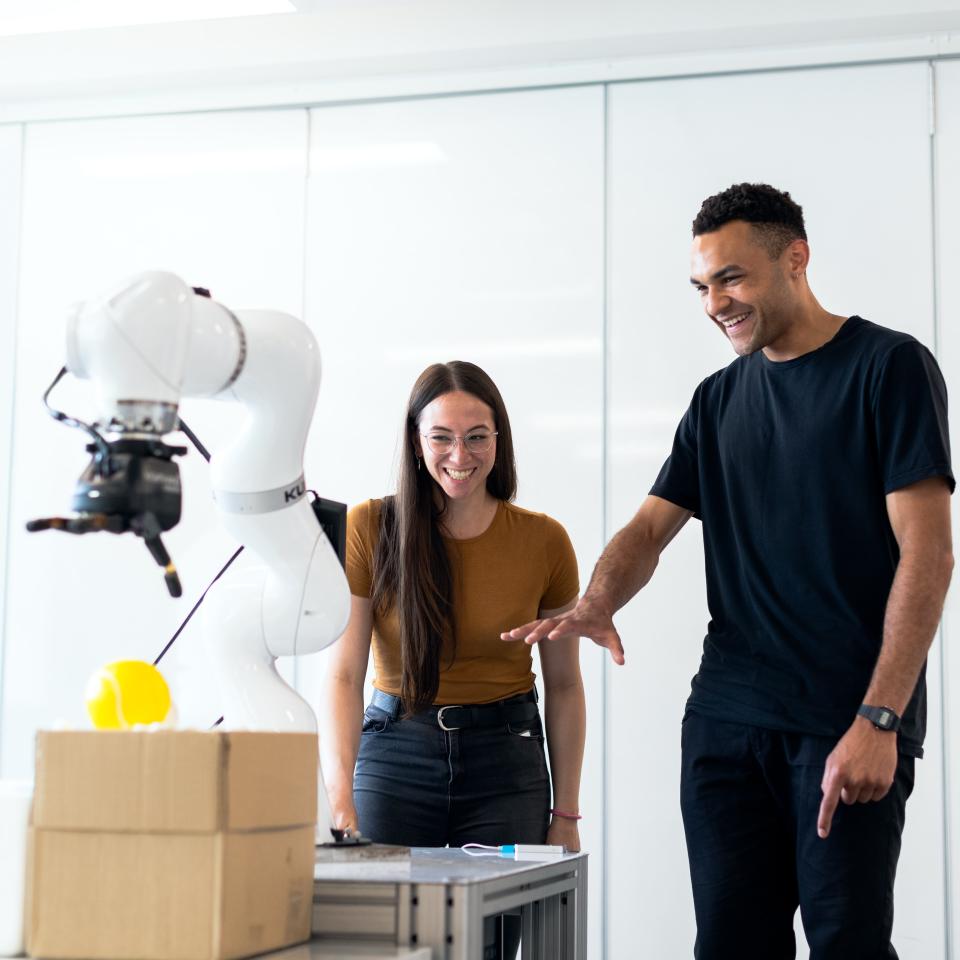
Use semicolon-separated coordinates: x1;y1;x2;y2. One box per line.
550;808;582;820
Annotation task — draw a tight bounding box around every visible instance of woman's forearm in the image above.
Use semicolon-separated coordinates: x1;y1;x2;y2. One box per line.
319;675;365;810
543;679;586;811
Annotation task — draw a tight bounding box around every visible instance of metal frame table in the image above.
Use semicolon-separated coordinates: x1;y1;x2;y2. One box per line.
312;847;588;960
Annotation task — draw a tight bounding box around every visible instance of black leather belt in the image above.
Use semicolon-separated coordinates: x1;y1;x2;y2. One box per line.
369;688;538;731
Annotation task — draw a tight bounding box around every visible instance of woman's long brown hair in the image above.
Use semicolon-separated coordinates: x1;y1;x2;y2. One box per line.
371;361;517;714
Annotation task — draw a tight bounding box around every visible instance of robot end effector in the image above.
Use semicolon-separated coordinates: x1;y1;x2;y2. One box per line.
25;423;187;597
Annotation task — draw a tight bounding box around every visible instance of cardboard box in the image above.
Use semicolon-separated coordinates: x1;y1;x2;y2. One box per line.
26;730;318;960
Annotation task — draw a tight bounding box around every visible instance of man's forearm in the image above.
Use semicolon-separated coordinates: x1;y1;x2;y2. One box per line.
864;546;953;715
582;520;662;614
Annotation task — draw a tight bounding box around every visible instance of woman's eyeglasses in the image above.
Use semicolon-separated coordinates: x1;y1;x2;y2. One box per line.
421;431;498;455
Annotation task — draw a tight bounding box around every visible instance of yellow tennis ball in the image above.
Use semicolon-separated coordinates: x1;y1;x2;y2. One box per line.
85;660;172;729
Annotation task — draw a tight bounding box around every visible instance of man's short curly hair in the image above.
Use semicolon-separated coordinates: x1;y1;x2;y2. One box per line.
692;183;806;259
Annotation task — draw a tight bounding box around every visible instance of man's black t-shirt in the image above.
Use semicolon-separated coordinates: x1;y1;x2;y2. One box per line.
651;317;954;757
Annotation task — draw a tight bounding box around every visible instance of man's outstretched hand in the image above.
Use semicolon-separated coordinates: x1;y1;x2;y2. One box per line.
500;598;626;665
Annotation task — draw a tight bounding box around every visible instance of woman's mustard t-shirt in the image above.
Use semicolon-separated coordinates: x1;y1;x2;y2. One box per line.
346;498;579;705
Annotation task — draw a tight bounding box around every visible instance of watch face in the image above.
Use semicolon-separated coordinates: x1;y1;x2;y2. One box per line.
860;704;900;731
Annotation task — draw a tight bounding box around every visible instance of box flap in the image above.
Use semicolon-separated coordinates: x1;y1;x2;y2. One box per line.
33;731;317;833
33;731;222;833
224;733;317;830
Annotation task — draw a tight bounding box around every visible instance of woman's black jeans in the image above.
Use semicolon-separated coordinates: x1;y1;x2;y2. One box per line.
354;689;550;957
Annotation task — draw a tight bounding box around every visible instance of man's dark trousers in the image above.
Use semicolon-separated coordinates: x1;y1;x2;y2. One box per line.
680;710;915;960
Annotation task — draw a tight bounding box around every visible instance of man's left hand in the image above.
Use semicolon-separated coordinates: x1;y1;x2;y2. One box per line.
817;716;898;839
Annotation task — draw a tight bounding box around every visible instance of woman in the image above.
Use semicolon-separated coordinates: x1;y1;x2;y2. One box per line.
320;361;585;863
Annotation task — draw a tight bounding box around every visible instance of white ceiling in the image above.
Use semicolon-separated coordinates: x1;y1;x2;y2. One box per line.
1;0;959;120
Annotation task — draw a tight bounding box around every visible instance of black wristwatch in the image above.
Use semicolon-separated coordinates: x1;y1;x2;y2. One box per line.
857;704;901;732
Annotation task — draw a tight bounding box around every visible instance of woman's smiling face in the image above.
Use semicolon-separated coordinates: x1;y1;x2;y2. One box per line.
416;390;498;504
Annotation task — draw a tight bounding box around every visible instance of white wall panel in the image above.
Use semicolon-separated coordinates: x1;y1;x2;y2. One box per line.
936;57;960;960
300;86;606;959
1;109;309;775
0;124;22;753
607;62;939;958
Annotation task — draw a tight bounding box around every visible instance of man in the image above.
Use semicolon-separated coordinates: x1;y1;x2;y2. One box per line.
504;183;954;959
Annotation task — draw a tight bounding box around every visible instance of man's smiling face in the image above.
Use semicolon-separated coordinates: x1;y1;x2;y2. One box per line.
690;219;799;358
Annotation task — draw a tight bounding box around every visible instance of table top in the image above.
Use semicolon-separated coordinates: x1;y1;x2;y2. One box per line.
266;941;430;959
313;846;587;885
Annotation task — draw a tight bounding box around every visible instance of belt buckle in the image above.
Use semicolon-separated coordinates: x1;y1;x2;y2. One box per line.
437;705;462;731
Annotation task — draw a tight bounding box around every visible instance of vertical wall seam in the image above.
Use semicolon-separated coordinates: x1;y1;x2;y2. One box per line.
929;58;953;960
293;105;313;697
0;123;26;774
601;80;611;960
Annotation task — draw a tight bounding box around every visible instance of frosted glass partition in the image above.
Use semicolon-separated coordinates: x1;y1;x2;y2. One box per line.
935;58;960;957
0;124;23;737
300;86;606;959
606;63;939;958
1;109;309;774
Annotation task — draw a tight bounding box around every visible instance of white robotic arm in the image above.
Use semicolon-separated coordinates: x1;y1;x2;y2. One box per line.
33;271;350;735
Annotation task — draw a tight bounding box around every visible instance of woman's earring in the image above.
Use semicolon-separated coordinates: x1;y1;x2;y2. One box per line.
417;457;421;471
